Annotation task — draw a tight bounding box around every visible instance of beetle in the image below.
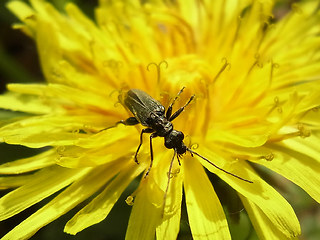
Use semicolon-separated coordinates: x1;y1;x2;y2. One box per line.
117;87;253;184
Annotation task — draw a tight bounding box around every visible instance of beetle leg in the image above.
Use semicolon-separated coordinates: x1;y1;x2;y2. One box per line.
177;154;181;165
97;117;138;133
166;87;185;119
169;95;195;121
118;117;139;126
144;132;158;177
135;128;154;164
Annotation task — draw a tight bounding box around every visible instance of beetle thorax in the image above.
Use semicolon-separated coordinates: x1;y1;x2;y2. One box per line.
154;118;173;136
146;113;173;136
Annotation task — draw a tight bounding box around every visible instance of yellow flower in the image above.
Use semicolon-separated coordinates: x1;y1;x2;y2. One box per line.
1;0;319;239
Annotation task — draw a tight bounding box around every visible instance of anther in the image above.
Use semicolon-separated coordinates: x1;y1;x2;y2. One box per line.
212;58;230;83
125;196;134;206
147;61;168;83
262;153;274;161
298;124;311;138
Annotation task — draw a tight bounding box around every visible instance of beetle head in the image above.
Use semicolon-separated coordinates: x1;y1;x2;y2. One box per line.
164;130;187;154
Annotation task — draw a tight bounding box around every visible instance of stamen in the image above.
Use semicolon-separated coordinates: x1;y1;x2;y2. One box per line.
190;142;199;150
171;168;180;177
232;16;242;46
269;61;279;85
270;131;300;142
269;124;311;142
125;196;134;206
56;146;66;155
212;58;230;84
263;153;274;161
266;96;283;116
297;124;311;138
125;179;144;206
248;59;259;74
147;61;168;84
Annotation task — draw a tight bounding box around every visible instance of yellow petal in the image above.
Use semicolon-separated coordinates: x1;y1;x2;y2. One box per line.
0;166;88;221
56;126;137;168
76;124;137;148
183;156;231;240
0;116;87;148
0;92;52;114
0;100;125;148
29;2;119;91
262;0;320;63
0;149;55;174
6;0;36;37
0;175;34;190
6;1;34;22
263;139;320;203
207;129;268;147
156;152;183;240
56;143;136;168
240;194;297;240
285;134;320;163
65;161;144;234
305;114;320;128
126;169;164;239
0;164;117;240
7;83;119;113
198;147;301;238
65;3;125;89
232;135;320;204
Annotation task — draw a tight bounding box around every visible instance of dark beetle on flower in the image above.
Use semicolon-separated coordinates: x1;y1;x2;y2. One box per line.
117;87;253;184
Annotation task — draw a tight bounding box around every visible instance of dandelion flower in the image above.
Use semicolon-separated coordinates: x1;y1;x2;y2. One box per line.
1;0;320;239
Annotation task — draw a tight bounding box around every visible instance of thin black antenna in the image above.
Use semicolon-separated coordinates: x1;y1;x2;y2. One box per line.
187;148;253;183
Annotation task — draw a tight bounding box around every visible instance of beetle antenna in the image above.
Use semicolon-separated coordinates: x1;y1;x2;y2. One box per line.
187;148;253;183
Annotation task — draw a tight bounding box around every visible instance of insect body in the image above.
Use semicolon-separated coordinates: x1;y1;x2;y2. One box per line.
118;88;253;184
119;88;192;162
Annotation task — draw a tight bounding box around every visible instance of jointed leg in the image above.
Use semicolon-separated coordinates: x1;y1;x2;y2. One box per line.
98;117;139;133
117;117;139;126
166;87;185;119
169;95;195;121
135;128;154;164
145;132;158;177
